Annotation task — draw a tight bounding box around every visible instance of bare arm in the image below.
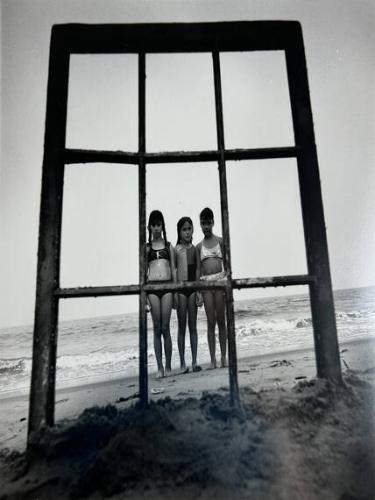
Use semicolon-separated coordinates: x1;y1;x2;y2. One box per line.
169;244;177;283
174;244;179;282
195;243;204;306
218;236;225;271
145;243;149;279
145;244;150;310
195;242;202;280
169;243;178;309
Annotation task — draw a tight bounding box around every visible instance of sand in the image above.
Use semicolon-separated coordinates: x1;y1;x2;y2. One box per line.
0;337;374;499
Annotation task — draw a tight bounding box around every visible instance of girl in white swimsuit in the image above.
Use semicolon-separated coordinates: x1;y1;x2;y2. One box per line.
196;207;227;369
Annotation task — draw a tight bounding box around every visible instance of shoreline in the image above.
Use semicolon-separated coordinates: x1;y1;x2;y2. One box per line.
1;336;374;453
1;334;373;402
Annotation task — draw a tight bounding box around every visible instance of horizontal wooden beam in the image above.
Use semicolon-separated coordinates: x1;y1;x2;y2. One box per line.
56;285;141;298
56;281;228;298
62;149;139;164
225;147;298;161
232;274;315;289
143;281;228;293
145;151;217;163
52;21;302;54
56;274;314;298
63;147;298;165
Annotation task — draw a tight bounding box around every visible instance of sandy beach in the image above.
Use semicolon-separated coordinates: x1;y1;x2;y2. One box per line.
0;337;374;499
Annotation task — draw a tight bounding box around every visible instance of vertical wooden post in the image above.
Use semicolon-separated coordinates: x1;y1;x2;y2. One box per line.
28;31;70;445
212;51;240;406
138;52;148;407
285;27;342;382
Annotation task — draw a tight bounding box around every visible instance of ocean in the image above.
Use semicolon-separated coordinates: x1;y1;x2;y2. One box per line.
1;286;374;397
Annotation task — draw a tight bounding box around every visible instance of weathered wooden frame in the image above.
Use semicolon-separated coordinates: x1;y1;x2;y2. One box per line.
28;21;342;447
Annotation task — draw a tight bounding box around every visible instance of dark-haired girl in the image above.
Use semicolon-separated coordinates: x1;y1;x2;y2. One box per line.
196;207;227;369
175;217;202;374
146;210;176;379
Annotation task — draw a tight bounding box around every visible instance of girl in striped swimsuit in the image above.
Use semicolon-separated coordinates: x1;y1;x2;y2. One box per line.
175;217;202;374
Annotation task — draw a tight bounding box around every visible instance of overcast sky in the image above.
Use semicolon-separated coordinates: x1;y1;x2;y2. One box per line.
1;0;374;328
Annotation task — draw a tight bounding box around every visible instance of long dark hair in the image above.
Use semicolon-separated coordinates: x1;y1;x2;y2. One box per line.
148;210;168;245
200;207;214;221
176;216;193;245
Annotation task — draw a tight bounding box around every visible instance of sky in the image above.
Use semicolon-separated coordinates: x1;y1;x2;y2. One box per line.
1;0;374;328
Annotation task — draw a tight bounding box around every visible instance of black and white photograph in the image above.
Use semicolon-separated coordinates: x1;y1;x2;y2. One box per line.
1;1;374;498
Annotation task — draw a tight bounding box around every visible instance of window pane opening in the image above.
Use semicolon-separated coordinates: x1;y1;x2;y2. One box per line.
56;296;139;421
233;287;315;385
221;51;294;149
61;163;139;287
146;54;217;152
66;54;138;151
146;162;222;240
227;158;307;279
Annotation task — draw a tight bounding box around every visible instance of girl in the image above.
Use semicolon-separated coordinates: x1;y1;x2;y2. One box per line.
196;207;227;369
146;210;176;379
175;217;202;374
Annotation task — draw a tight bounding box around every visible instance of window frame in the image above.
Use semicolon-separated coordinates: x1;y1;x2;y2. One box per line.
28;21;341;448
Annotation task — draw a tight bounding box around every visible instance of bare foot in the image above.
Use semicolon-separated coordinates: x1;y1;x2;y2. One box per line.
165;367;172;377
156;369;164;379
207;360;217;370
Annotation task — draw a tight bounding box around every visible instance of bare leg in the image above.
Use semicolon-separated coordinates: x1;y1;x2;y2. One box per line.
203;291;217;369
187;292;199;369
161;292;173;374
177;293;188;371
148;294;164;378
215;291;227;367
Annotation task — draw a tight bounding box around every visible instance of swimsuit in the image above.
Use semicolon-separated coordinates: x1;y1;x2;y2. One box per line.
200;271;227;281
199;271;227;297
147;280;173;299
199;239;225;293
176;244;197;298
148;243;171;262
200;241;223;261
147;243;172;299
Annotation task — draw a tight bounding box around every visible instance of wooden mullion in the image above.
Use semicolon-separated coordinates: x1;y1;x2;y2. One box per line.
138;52;148;407
212;50;239;407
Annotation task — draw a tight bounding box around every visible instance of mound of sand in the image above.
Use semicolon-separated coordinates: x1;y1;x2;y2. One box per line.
1;372;374;500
